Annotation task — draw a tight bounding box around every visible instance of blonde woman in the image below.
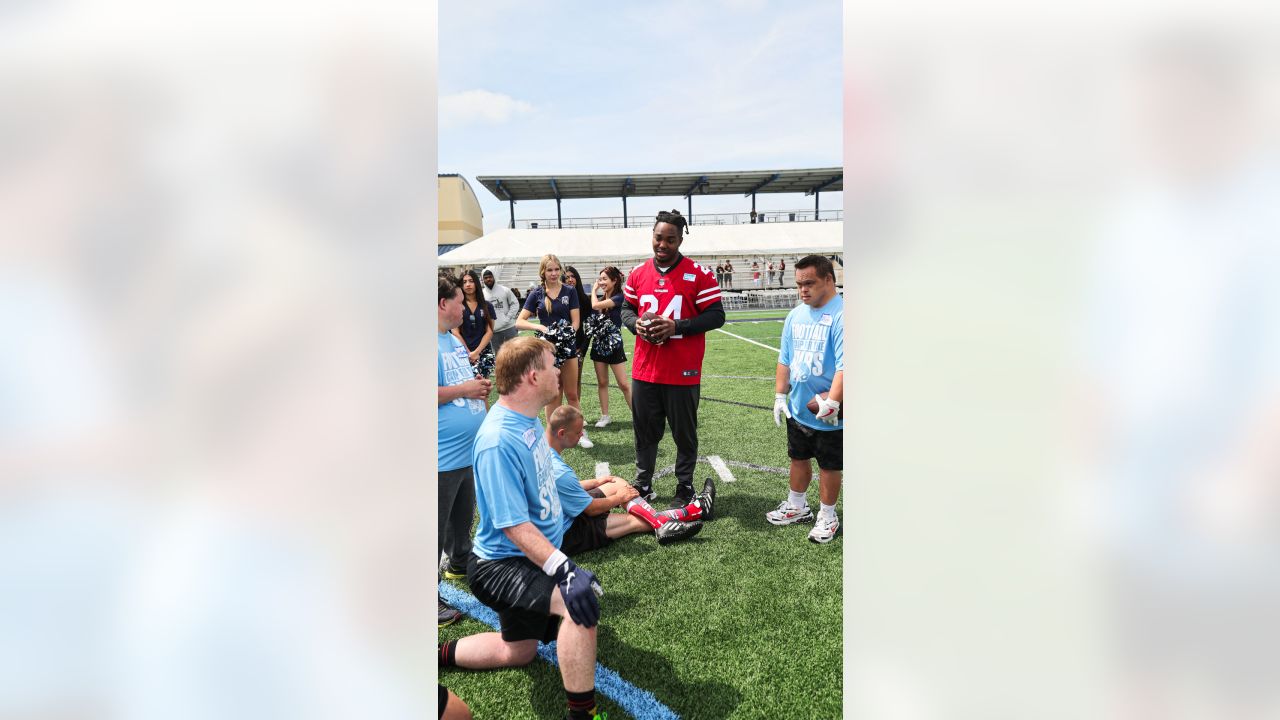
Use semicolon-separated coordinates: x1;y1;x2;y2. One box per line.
514;254;592;448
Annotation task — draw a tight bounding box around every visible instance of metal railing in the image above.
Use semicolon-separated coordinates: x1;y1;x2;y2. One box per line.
514;209;843;230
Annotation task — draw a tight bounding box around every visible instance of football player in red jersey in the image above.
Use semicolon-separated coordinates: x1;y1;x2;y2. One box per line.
621;210;726;508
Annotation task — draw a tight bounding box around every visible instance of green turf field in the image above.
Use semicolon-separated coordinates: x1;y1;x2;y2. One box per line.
440;308;843;719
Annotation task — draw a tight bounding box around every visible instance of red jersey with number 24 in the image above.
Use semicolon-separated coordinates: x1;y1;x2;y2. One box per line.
624;255;722;385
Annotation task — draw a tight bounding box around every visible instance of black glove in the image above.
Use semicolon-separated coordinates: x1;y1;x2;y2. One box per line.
550;557;601;627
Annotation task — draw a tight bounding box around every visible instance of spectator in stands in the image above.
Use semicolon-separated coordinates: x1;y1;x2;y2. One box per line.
778;258;786;287
481;267;520;357
587;266;632;428
723;259;734;289
716;262;725;287
750;209;757;224
752;261;761;288
767;261;776;287
515;254;593;448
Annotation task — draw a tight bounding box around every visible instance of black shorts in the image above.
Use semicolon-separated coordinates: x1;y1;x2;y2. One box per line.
560;513;612;555
589;342;627;366
786;417;843;471
438;685;448;719
467;555;562;643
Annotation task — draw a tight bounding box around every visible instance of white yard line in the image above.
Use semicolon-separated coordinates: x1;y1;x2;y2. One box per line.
713;327;780;353
706;455;736;483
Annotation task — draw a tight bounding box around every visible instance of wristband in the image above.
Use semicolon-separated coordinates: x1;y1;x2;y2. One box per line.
541;549;568;576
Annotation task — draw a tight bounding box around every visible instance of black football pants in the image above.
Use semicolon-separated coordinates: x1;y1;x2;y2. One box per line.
631;378;700;491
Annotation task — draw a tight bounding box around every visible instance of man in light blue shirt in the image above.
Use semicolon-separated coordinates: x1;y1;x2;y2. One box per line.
437;336;606;720
768;255;845;544
437;275;490;625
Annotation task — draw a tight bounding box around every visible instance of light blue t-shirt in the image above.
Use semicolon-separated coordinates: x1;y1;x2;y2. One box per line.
437;332;486;471
471;405;567;560
551;450;593;533
779;293;845;431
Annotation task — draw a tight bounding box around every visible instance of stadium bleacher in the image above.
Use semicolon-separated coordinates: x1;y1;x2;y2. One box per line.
444;253;842;310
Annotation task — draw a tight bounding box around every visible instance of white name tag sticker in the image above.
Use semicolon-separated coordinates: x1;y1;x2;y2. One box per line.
523;428;538;448
683;273;696;281
819;314;833;326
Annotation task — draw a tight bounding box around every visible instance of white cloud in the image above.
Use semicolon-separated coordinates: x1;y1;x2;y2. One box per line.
439;89;533;129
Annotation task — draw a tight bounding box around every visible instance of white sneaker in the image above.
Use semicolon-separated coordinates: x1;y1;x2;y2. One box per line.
594;415;611;428
578;431;594;449
808;513;840;543
765;500;813;526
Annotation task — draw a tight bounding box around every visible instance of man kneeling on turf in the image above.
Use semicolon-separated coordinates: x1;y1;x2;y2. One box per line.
437;337;605;720
546;406;713;551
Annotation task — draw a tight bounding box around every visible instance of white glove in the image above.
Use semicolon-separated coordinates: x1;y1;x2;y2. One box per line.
815;395;841;425
773;393;791;426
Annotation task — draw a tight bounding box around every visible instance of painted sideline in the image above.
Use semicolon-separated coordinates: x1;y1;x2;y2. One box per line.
712;327;780;353
439;583;682;720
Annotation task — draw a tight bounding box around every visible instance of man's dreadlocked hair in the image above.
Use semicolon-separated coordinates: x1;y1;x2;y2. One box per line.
654;209;689;235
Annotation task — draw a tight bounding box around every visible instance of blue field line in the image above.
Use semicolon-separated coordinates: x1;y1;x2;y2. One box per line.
440;583;682;720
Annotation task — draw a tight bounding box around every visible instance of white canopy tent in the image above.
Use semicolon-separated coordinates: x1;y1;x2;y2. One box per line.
438;220;843;265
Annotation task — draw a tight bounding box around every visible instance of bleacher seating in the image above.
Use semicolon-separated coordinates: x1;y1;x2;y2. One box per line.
445;253;844;310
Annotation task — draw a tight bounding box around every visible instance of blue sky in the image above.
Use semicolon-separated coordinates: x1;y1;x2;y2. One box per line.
439;0;842;232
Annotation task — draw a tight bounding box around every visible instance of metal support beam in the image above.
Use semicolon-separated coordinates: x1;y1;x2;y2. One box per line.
549;179;562;229
687;194;692;223
495;179;517;228
622;178;633;229
682;175;707;197
752;192;756;213
743;172;780;197
815;191;819;219
806;173;842;195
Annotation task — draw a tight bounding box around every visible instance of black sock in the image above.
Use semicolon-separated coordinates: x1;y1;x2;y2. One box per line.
566;688;596;719
439;640;459;668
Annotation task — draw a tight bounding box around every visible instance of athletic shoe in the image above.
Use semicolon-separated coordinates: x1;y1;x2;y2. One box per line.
765;500;814;526
438;553;467;581
578;431;594;449
695;476;717;521
668;482;695;509
655;518;703;545
439;598;462;628
809;513;841;544
631;481;656;503
594;415;611;428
